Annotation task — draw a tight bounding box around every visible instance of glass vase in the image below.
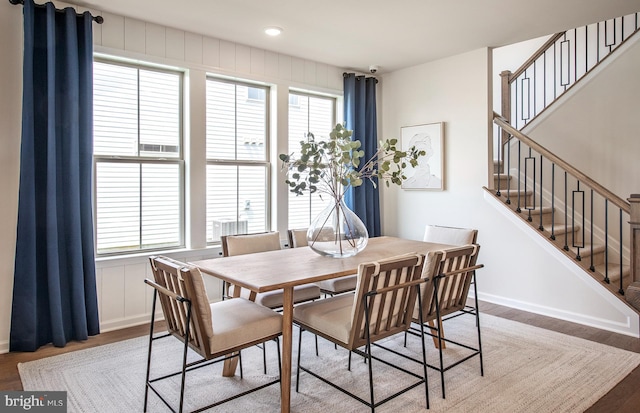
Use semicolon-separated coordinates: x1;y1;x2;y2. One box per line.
307;196;369;258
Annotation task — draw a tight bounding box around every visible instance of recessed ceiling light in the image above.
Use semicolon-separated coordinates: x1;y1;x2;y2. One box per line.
264;26;283;36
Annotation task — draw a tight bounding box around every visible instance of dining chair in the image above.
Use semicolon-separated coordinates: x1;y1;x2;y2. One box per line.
406;244;484;399
422;224;479;347
144;256;283;413
423;224;478;245
222;231;322;368
221;231;321;306
288;228;358;296
293;253;431;412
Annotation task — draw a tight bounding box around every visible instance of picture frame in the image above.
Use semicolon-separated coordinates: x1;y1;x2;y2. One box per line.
401;122;444;190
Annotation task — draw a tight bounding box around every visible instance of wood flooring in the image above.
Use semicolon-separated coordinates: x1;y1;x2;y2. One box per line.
1;302;638;412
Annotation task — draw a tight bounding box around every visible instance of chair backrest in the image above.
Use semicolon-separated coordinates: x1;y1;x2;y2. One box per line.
423;224;478;246
414;244;482;322
148;256;214;358
288;228;308;248
348;253;426;349
221;231;282;257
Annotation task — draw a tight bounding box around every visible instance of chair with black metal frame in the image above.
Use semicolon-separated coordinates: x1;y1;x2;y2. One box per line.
405;244;484;399
288;228;358;297
293;253;431;412
144;255;283;413
422;224;479;348
222;231;322;369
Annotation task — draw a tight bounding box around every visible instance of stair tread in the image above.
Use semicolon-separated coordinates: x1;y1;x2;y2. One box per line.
593;263;631;283
499;189;533;196
542;222;580;232
566;243;606;256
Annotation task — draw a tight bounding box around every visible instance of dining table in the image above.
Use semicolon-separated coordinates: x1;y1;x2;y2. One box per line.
191;236;454;413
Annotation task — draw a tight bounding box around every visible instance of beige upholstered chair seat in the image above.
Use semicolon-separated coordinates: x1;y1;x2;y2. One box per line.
209;298;283;355
315;275;358;296
229;284;322;309
293;293;354;344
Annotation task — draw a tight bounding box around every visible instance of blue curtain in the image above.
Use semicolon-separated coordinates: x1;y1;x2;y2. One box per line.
10;0;99;352
343;73;381;237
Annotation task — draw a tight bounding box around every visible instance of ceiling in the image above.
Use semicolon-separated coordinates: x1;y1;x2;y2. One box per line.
76;0;640;73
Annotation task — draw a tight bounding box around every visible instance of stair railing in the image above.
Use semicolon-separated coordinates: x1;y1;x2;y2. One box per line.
501;13;640;131
492;113;632;295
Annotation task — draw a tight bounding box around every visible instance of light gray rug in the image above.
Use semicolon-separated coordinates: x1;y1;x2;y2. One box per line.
19;314;640;413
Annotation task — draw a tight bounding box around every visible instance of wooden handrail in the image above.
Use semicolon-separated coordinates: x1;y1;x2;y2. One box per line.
509;32;565;81
493;112;631;214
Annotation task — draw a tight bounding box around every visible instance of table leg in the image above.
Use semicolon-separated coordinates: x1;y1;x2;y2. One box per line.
428;319;446;349
280;287;293;413
222;352;239;377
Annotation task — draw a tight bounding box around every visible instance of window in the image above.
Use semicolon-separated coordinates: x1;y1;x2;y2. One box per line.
206;78;269;242
93;61;183;255
287;92;336;229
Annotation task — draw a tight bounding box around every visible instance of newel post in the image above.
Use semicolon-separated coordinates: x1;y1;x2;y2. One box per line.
629;194;640;283
499;70;512;146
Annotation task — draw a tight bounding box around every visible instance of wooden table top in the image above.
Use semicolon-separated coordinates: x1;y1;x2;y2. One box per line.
191;236;453;293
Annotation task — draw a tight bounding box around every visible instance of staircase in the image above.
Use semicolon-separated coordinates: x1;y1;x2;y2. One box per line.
489;12;640;313
488;154;631;300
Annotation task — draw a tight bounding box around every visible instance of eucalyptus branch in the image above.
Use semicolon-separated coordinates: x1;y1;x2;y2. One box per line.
279;123;425;198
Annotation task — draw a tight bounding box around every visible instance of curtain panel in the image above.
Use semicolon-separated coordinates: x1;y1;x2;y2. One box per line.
343;73;381;237
10;0;99;351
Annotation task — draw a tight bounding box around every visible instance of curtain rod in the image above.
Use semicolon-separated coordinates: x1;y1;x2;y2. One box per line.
343;72;379;84
8;0;104;23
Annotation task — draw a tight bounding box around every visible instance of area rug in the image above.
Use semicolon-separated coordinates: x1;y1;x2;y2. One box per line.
19;314;640;413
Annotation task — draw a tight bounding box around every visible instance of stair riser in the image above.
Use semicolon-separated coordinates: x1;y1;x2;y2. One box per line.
493;175;513;190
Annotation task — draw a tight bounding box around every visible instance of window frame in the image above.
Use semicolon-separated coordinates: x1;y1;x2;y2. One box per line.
205;76;272;244
92;58;186;257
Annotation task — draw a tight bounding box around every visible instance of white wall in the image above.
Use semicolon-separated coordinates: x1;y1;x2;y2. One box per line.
0;1;344;353
379;47;638;337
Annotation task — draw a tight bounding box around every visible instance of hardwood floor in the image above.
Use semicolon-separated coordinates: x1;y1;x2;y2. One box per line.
1;303;638;412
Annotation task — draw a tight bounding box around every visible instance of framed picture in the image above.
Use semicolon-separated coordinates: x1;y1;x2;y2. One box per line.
401;122;444;190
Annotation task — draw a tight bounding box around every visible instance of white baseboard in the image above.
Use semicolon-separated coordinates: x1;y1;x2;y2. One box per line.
0;340;8;354
99;312;164;333
472;291;639;338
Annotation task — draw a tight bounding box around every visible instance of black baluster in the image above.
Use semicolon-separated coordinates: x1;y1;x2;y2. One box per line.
516;140;522;213
539;154;544;231
506;132;512;204
573;28;578;83
604;200;610;284
550;164;556;240
496;124;501;197
572;181;584;261
564;172;569;251
619;209;624;295
589;189;595;271
525;148;535;221
533;59;537;119
584;25;588;80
